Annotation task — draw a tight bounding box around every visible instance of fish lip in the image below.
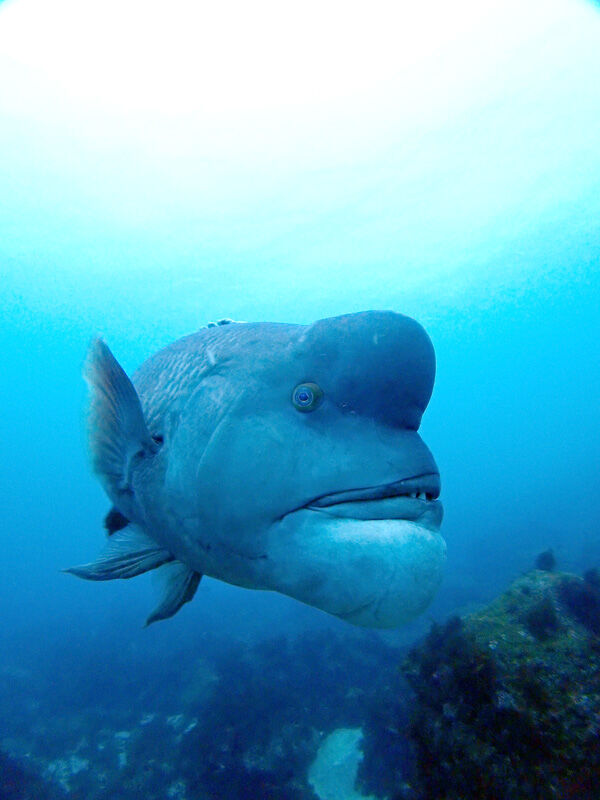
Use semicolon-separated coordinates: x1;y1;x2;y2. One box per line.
306;472;441;508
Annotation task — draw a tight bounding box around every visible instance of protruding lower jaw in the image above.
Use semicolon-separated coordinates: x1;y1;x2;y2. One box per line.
261;508;446;628
307;496;443;528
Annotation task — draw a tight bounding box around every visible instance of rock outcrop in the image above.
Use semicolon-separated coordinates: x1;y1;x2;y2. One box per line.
403;569;600;799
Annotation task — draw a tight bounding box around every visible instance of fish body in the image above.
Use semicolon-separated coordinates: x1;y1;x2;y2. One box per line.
69;311;445;627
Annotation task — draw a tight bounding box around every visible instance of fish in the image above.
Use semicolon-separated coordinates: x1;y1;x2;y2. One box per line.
67;311;445;628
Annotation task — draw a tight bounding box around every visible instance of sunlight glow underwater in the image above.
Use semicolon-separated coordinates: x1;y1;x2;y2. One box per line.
1;0;599;310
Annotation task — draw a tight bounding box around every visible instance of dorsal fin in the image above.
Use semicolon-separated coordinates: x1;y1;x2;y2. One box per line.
85;339;158;505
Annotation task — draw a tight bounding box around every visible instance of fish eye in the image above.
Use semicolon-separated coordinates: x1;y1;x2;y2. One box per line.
292;382;323;412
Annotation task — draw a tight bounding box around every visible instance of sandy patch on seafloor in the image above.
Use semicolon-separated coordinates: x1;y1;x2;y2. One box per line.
307;727;379;800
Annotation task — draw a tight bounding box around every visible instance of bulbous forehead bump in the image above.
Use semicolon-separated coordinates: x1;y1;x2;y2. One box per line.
296;311;436;430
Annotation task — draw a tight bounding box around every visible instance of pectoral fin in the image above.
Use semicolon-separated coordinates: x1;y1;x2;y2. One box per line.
145;562;202;626
65;527;201;627
65;527;174;580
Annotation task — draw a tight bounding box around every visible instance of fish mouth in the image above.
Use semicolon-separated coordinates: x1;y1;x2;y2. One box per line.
305;472;442;527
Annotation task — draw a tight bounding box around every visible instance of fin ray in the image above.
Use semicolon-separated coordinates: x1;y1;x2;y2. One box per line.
145;562;202;626
65;527;173;581
85;339;158;501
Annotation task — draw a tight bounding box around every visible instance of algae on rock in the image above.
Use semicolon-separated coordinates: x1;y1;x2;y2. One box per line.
403;570;600;800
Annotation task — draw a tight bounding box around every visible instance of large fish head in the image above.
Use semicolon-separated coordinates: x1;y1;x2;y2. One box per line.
174;310;444;628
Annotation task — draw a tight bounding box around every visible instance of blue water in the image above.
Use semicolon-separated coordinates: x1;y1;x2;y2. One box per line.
1;0;599;797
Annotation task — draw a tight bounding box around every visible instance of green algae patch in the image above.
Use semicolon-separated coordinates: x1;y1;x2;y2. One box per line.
404;570;600;800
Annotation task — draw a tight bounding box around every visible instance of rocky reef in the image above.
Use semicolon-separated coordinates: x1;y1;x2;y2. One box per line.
402;569;600;800
5;569;600;800
1;627;405;800
0;750;64;800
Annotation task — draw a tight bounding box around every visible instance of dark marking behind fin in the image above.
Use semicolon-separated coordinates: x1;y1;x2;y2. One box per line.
104;508;129;536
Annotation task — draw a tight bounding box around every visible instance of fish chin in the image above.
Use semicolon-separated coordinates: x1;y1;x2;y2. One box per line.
262;510;446;628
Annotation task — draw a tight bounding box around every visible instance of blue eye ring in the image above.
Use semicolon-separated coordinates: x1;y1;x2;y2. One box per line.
292;382;323;412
